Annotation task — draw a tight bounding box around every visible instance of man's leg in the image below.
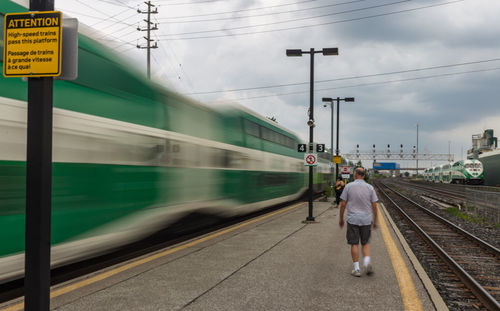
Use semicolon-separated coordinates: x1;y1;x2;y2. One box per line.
347;223;361;276
351;244;359;262
362;243;370;258
360;225;373;275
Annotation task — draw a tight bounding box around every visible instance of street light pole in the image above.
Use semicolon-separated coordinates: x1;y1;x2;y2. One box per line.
322;97;354;183
287;47;338;222
322;100;335;198
308;49;314;221
336;97;340;181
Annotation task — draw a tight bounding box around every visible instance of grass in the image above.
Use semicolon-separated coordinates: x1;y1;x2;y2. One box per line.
444;206;499;227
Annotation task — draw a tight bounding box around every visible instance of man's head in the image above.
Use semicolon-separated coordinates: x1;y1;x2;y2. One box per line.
354;167;365;179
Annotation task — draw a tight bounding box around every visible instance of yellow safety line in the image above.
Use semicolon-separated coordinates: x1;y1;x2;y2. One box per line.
1;202;303;311
378;205;424;311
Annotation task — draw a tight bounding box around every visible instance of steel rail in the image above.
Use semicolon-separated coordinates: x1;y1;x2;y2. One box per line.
376;182;500;311
398;181;466;200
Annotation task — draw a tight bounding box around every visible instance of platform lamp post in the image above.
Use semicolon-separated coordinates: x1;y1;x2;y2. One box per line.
286;48;338;222
322;99;335;198
322;97;355;182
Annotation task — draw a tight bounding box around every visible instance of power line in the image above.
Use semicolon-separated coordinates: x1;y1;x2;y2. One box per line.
160;0;466;40
159;0;369;23
186;57;500;95
61;8;139;26
89;7;134;27
208;67;500;103
161;0;317;19
98;0;137;9
156;0;229;5
161;0;412;37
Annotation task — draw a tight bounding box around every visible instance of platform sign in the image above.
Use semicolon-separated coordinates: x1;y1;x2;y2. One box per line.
297;144;306;152
316;144;325;152
304;153;318;166
333;155;342;164
340;165;352;174
3;11;62;77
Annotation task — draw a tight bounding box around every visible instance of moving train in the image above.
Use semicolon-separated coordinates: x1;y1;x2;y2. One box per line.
423;159;484;184
0;1;332;282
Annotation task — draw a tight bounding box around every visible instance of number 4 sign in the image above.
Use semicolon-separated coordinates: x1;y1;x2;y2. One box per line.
297;144;306;152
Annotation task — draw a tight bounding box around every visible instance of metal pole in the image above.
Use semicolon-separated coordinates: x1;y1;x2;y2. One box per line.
26;1;54;310
307;48;315;221
330;102;334;198
416;123;419;176
146;0;151;79
335;97;340;181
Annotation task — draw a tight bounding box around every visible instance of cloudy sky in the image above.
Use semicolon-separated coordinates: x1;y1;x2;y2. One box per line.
52;0;500;168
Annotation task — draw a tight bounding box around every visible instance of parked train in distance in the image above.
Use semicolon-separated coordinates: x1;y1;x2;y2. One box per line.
423;159;484;184
0;1;335;283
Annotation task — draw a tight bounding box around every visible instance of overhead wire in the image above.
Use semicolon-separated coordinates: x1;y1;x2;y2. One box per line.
208;67;500;103
61;8;139;26
159;0;368;23
185;57;500;95
160;0;466;40
161;0;318;19
161;0;412;37
152;29;198;95
152;33;185;88
89;6;135;27
98;0;137;10
155;0;229;5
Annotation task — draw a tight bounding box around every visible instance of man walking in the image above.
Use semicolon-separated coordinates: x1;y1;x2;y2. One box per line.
338;167;378;277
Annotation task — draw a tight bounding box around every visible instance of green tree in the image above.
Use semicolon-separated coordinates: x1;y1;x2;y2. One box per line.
267;116;277;123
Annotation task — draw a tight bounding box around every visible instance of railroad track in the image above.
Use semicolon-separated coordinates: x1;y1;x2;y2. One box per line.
376;181;500;310
396;180;466;201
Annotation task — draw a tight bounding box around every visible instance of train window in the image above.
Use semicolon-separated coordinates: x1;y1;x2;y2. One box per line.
261;126;271;141
244;119;260;137
224;150;246;169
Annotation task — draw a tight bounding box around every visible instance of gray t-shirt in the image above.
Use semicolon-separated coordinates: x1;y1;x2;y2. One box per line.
340;179;378;226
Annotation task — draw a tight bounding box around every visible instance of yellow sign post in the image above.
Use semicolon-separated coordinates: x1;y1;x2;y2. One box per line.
3;11;62;77
333;155;342;164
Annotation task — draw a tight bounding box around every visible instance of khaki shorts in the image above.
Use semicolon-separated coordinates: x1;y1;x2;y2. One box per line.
346;222;371;245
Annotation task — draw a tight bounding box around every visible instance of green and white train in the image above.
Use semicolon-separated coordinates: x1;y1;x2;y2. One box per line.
423;159;484;184
0;1;331;282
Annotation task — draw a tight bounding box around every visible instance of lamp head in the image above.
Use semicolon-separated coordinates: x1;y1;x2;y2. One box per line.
286;49;303;57
322;48;338;56
344;97;355;102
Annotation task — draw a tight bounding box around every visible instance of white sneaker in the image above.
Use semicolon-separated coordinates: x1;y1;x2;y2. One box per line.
365;264;373;276
351;269;361;277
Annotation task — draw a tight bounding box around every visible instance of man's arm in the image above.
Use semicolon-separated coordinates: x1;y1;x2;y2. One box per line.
372;202;378;229
339;200;347;228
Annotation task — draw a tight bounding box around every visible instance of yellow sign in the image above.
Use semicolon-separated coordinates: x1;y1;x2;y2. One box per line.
333;155;342;164
3;11;62;77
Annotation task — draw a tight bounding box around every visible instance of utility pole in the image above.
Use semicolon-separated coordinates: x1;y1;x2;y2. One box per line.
137;1;158;79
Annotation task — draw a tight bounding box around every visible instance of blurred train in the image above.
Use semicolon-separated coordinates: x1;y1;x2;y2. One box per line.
0;1;333;282
423;159;484;184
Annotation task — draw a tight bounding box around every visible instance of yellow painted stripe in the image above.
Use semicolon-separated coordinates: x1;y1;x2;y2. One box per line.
378;206;424;311
0;202;303;311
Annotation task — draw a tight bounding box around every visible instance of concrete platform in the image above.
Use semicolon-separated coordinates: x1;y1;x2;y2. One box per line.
1;199;447;311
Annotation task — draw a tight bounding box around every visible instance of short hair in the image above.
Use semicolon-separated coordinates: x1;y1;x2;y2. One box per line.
354;167;365;177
